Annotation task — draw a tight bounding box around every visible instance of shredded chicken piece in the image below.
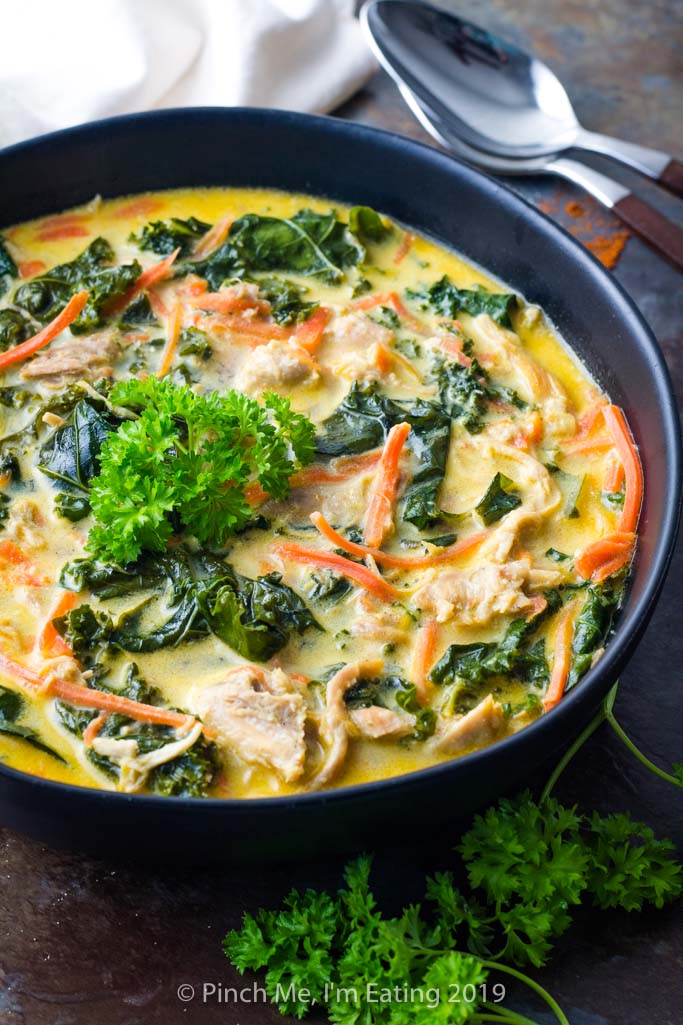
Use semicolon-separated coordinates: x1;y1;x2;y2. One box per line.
236;339;319;392
331;343;398;386
328;311;393;349
349;705;414;739
191;665;307;783
467;314;576;439
308;659;383;791
349;593;410;643
22;331;120;381
432;694;505;754
92;721;203;793
3;499;47;549
413;558;544;626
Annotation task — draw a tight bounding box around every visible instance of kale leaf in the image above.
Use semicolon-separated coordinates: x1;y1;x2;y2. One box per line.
0;308;33;352
0;684;66;762
256;277;318;326
431;355;489;432
37;399;122;492
426;275;515;327
348;206;390;244
0;236;18;295
430;617;551;688
119;292;158;327
316;383;451;528
131;216;210;256
14;237;141;334
476;472;522;525
567;581;624;689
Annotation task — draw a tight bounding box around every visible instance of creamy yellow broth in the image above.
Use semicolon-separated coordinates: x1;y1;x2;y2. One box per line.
0;188;637;798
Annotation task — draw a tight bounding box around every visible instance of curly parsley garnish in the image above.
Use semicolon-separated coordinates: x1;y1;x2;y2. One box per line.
86;377;315;564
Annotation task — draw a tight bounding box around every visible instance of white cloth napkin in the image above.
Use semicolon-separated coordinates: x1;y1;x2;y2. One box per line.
0;0;376;149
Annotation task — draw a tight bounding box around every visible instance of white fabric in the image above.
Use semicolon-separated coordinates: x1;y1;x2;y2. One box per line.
0;0;376;148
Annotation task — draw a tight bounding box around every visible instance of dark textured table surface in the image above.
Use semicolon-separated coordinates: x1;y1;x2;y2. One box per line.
1;2;682;1023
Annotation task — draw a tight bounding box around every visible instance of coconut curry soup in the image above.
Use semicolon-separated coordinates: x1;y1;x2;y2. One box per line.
0;188;642;798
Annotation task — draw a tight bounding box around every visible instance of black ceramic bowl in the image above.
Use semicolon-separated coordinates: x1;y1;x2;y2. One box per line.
0;109;680;862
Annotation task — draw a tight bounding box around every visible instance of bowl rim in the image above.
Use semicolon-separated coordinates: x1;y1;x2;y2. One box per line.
0;105;680;812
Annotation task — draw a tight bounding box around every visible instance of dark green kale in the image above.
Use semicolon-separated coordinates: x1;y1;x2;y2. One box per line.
306;569;353;604
426;275;515;327
189;209;365;289
119;292;158;327
37;399;122;492
178;326;212;359
131;216;210;256
315;383;451;529
476;472;522;525
0;684;66;762
0;308;33;351
13;237;141;334
59;547;318;662
567;581;625;689
553;468;585;518
54;604;114;667
431;354;489;432
256;277;319;327
344;673;436;740
0;237;18;296
54;492;91;521
348;206;390;244
430;616;553;689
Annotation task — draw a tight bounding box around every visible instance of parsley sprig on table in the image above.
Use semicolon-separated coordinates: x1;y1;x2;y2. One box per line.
224;792;681;1025
86;378;315;565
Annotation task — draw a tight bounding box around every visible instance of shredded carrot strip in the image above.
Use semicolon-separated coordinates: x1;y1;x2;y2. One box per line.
244;452;384;507
0;291;88;372
206;314;289;342
603;404;643;534
353;291;426;332
393;231;415;264
514;410;543;450
364;422;411;548
83;711;108;747
157;299;182;378
193;215;233;259
603;454;625;493
438;331;471;366
37;592;79;658
274;543;400;602
38;224;89;241
19;260;46;279
107;248;180;316
411;619;438;703
148;289;170;319
0;651;214;736
543;604;577;711
561;436;613;454
293;307;329;352
113;197;163;219
575;531;635;583
310;511;488;569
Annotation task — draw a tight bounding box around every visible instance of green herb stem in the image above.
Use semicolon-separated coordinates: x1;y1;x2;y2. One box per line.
605;708;683;788
481;962;569;1025
539;703;608;803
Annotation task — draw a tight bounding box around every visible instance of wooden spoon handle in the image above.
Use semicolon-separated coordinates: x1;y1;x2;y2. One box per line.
659;158;683;199
613;193;683;273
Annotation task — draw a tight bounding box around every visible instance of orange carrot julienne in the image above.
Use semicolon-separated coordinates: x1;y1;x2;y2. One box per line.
108;248;180;316
207;314;289;342
603;454;625;494
113;196;163;219
0;291;88;372
364;422;411;548
310;511;488;569
603;404;643;534
575;531;635;583
393;231;415;264
274;542;400;602
0;651;213;736
438;332;472;367
293;306;329;352
38;224;89;241
19;260;46;279
411;619;438;703
157;299;182;378
561;436;613;454
37;591;79;658
543;604;577;712
244;452;384;507
83;711;108;747
192;215;233;259
0;541;48;586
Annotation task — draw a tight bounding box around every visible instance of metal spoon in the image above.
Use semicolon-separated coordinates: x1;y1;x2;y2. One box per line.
361;0;683;195
361;0;683;272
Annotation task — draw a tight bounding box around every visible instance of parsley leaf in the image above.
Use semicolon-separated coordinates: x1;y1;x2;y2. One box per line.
86;378;314;564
